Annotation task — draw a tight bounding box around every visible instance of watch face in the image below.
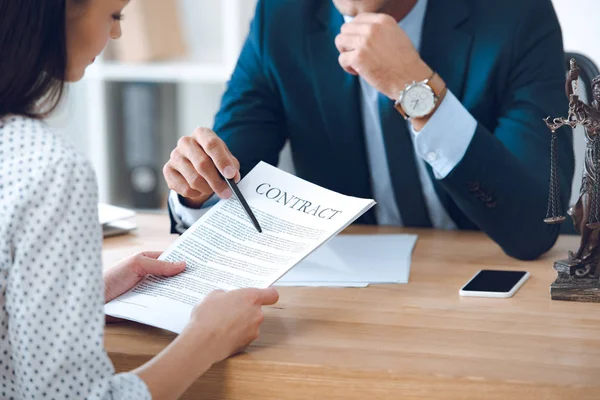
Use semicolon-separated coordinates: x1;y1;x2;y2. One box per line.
400;84;435;118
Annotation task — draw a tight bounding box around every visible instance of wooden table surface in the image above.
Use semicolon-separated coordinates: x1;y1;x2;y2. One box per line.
103;214;600;399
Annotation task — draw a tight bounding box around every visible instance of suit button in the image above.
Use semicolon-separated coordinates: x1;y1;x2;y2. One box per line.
468;181;480;192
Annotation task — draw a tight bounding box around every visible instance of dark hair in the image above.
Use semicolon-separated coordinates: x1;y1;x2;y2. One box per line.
0;1;70;119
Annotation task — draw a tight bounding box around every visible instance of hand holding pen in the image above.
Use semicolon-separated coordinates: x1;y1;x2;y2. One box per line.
163;127;262;233
163;127;242;208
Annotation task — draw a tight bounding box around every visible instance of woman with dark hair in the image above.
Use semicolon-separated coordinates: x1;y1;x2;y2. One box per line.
0;0;279;398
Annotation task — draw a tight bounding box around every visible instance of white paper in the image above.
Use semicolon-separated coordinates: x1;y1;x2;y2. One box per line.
98;203;136;225
105;162;375;333
277;234;417;285
274;281;370;288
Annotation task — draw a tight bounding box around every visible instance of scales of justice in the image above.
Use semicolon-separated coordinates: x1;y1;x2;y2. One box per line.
544;58;600;302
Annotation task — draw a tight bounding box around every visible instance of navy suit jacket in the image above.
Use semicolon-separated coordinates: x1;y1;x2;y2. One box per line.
170;0;574;260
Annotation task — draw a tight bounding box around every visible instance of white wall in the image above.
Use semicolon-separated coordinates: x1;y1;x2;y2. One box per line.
552;0;600;204
45;83;89;154
553;0;600;65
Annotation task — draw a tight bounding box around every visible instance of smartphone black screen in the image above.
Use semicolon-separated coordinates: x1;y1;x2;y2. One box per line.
462;270;528;293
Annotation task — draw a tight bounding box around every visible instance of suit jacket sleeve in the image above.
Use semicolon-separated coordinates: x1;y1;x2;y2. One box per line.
213;0;287;176
168;0;286;233
437;1;574;260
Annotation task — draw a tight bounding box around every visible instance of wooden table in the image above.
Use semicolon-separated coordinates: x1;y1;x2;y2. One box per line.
104;214;600;399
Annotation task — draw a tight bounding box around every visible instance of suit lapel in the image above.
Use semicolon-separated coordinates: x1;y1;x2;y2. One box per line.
307;1;376;224
420;0;475;228
421;0;473;99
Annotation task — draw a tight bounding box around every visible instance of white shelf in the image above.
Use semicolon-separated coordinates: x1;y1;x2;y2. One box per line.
85;61;233;83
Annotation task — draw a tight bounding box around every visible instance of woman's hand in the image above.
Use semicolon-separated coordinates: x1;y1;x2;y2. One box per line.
186;287;280;363
104;251;186;304
133;287;280;399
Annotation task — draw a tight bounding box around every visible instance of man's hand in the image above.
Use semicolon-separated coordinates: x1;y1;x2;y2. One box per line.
335;13;432;99
163;127;241;208
104;251;186;304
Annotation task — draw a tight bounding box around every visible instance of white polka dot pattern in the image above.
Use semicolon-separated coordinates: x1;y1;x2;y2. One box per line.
0;116;150;399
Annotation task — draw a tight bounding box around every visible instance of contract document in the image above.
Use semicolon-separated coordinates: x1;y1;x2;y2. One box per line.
276;234;417;286
105;162;376;333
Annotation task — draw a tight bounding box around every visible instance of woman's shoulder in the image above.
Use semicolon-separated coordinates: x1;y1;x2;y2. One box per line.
0;115;94;175
0;115;96;208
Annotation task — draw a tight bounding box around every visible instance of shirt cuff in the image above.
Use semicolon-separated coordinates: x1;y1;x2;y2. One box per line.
110;373;152;400
410;90;477;179
168;190;219;229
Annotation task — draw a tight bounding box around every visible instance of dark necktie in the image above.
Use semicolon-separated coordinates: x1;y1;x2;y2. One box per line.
378;93;432;227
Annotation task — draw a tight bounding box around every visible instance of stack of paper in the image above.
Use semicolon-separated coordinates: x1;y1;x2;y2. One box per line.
275;234;417;287
105;161;376;333
98;203;137;238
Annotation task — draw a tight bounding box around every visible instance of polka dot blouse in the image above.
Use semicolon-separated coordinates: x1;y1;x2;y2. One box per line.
0;116;150;399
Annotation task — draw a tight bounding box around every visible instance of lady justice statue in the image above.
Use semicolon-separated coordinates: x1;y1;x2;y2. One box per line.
544;58;600;302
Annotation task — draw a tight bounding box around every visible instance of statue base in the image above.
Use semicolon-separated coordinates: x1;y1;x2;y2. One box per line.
550;259;600;303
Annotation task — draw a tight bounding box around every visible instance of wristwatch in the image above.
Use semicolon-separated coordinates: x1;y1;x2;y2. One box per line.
394;72;447;120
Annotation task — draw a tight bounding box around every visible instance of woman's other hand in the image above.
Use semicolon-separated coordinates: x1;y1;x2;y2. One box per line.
104;251;186;304
187;287;280;363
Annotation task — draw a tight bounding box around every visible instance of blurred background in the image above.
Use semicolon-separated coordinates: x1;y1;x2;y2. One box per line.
46;0;600;211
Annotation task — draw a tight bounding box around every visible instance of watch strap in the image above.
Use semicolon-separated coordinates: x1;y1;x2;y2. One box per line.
426;72;446;97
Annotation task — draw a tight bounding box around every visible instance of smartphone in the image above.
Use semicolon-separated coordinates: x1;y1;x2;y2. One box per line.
459;270;529;298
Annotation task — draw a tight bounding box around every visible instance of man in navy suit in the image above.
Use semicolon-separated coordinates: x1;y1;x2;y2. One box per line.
163;0;574;260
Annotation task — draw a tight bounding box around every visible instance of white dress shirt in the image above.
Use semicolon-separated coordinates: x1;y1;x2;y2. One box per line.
170;0;477;230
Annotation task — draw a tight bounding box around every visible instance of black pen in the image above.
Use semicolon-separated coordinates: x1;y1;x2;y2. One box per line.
223;176;263;233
